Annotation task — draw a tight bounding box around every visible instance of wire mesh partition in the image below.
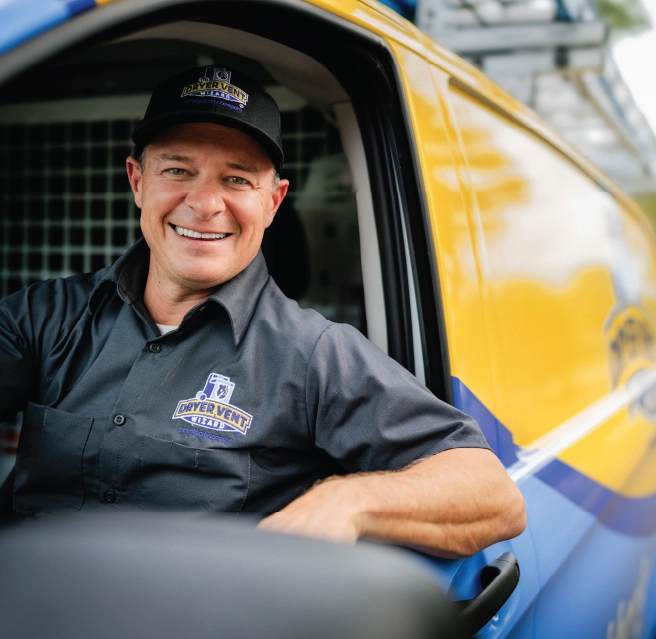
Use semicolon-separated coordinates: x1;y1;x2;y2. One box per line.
0;119;141;296
0;105;347;298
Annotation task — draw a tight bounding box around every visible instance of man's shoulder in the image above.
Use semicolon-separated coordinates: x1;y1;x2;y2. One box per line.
252;279;373;357
255;279;333;341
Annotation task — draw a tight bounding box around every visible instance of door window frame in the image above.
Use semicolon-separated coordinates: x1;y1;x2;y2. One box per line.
0;0;452;401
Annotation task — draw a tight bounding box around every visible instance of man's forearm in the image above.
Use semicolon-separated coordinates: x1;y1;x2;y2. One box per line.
352;448;526;557
258;448;526;558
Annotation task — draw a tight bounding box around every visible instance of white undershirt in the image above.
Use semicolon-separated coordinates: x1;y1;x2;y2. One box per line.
156;323;179;335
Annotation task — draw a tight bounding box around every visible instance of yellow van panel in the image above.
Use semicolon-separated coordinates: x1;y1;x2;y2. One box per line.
445;85;656;497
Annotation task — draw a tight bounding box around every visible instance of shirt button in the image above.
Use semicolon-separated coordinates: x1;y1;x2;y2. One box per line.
113;414;125;426
149;343;162;354
103;490;116;504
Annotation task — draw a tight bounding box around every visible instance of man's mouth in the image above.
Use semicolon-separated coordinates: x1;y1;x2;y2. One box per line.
171;224;229;240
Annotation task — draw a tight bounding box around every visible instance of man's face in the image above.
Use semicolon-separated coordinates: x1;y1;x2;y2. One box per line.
126;122;288;293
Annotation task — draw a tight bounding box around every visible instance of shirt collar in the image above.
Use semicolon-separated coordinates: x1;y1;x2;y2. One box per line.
205;250;270;345
88;237;270;345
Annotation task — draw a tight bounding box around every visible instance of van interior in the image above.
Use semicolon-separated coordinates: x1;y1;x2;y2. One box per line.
0;21;387;347
0;6;452;482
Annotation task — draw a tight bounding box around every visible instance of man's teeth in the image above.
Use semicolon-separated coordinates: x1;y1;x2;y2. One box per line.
174;225;227;240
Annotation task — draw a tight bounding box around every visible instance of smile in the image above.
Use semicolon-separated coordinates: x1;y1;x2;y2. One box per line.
172;224;229;240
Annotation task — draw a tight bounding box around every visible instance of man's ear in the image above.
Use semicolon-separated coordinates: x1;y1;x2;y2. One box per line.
126;156;144;209
265;178;290;228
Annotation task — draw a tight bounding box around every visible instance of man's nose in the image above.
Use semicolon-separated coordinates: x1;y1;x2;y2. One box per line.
184;178;225;217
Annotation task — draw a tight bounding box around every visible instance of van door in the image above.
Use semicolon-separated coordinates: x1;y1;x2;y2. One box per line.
444;80;656;638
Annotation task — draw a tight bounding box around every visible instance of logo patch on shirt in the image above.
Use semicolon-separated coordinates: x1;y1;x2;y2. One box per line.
180;67;249;109
172;373;253;435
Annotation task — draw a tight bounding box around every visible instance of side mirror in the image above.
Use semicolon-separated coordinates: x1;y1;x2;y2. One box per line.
0;513;469;639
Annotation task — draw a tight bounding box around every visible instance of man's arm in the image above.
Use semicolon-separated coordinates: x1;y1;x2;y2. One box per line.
258;448;526;558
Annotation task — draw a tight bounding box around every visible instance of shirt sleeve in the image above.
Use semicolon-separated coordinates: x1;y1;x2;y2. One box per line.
0;290;38;422
305;323;490;473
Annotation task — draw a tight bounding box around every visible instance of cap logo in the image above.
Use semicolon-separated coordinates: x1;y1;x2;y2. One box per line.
180;66;249;109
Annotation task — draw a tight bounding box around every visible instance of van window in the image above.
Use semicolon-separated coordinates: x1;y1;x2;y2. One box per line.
0;35;378;480
447;86;648;446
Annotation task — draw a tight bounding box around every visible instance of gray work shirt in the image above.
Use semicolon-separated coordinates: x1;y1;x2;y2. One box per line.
0;239;489;516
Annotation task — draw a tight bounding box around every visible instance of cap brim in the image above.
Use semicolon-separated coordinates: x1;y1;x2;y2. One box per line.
132;111;284;174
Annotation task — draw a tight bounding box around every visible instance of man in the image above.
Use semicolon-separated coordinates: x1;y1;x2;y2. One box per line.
0;66;525;557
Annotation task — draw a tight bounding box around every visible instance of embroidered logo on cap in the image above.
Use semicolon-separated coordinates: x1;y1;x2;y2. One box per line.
172;372;253;434
180;67;249;109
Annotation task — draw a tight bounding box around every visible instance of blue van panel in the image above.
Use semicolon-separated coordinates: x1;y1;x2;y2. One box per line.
536;457;656;536
526;472;656;637
414;528;540;638
532;512;656;638
453;377;656;537
452;376;656;637
0;0;94;55
64;0;96;16
452;377;520;467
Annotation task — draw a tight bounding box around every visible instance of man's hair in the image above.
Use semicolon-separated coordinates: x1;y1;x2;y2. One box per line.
136;146;146;171
135;145;281;191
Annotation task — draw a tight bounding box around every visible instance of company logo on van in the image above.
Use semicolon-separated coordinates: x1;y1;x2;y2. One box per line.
605;305;656;421
606;306;656;388
181;67;249;108
172;372;252;434
603;204;656;412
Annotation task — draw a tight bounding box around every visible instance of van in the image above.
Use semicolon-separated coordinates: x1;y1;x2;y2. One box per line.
0;1;655;637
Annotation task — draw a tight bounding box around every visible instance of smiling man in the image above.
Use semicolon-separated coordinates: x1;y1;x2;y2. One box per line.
0;66;525;556
126;123;287;328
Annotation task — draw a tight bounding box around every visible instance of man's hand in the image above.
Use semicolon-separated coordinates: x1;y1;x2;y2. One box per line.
258;448;526;558
258;477;362;543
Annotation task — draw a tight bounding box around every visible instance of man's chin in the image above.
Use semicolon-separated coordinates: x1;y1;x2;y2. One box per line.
163;252;255;292
176;273;233;291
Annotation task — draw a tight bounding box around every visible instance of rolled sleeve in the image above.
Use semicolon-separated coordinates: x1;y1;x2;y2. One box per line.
305;324;490;472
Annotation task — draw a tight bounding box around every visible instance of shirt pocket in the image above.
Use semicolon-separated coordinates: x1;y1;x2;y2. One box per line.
138;436;250;512
13;402;94;515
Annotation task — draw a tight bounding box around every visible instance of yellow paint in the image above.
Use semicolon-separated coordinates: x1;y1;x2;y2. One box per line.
439;70;656;496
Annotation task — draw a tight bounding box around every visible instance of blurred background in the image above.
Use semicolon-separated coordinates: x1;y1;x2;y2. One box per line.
382;0;656;225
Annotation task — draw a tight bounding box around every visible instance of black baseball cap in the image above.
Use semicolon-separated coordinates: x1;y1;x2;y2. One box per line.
132;65;284;174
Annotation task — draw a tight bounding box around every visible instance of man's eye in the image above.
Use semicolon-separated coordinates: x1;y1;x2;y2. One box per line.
167;168;187;176
228;176;249;185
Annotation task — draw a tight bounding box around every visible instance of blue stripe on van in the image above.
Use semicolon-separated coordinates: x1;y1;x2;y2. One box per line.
63;0;96;17
0;0;94;55
451;377;520;467
452;377;656;536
